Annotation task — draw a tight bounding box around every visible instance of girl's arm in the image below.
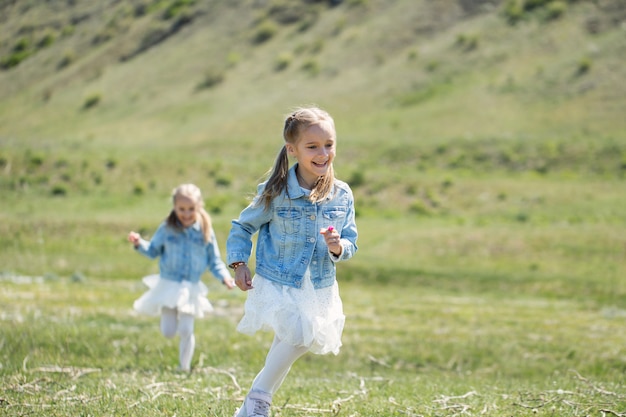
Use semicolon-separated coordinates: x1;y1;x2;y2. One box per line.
206;229;235;289
226;186;272;266
227;185;272;291
134;223;166;259
330;190;358;262
128;231;141;247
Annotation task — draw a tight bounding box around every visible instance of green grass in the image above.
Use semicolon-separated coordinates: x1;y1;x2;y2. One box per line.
1;276;625;416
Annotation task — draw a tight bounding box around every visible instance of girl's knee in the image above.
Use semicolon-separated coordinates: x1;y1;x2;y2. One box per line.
178;315;195;338
161;326;177;338
160;307;178;338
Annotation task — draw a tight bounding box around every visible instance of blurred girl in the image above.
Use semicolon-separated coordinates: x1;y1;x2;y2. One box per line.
128;183;235;372
227;107;358;417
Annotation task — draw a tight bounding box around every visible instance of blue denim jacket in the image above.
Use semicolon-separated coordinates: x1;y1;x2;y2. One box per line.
227;164;358;290
136;221;230;284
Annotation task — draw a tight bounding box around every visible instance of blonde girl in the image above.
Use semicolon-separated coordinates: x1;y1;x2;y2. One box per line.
227;107;358;416
129;183;234;371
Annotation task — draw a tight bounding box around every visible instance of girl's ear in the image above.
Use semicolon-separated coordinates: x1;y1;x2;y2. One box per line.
285;143;296;156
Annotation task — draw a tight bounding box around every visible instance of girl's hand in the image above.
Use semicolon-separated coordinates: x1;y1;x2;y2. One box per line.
128;231;141;247
223;276;236;290
320;226;342;257
234;264;253;291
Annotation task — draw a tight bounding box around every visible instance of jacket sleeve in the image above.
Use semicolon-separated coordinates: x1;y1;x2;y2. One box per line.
135;223;166;259
334;187;358;262
227;184;272;265
206;229;231;282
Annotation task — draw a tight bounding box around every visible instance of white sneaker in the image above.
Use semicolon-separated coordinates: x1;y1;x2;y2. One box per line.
233;390;272;417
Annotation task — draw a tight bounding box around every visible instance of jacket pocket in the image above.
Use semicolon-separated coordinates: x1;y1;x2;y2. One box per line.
322;207;347;229
276;207;303;235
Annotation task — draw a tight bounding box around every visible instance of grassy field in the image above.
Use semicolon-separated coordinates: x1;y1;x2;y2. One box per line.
2;271;626;416
1;0;626;415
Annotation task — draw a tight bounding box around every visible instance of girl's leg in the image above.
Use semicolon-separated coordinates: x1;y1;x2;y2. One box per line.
235;337;308;416
251;335;308;394
177;313;195;371
160;307;178;338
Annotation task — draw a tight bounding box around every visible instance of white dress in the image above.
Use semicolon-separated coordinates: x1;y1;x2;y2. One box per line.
236;268;345;355
133;275;214;318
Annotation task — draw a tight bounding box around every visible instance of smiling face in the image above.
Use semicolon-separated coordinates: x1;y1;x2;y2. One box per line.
286;121;336;189
173;195;198;228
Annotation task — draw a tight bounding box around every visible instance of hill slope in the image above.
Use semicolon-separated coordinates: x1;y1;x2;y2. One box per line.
1;0;624;146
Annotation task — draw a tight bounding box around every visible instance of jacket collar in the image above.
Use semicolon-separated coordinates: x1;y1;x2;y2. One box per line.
286;164;307;200
286;163;334;201
175;219;201;231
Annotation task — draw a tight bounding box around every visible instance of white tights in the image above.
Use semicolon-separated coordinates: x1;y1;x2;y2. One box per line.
251;336;309;394
160;307;195;370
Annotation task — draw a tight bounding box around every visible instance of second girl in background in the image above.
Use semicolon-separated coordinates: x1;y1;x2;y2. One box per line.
129;183;235;372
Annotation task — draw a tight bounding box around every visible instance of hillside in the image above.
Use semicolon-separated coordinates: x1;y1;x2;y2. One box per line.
1;0;624;143
0;0;625;209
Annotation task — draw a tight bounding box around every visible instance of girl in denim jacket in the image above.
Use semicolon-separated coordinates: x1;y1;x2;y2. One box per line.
128;183;235;372
227;107;358;417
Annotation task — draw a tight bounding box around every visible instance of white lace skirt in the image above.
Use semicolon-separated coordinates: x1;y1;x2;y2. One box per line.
133;275;214;318
236;270;345;355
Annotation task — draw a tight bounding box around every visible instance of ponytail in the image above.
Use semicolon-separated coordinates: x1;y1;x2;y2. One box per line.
258;145;290;210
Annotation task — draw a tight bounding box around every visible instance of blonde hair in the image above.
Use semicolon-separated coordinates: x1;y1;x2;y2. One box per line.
259;107;336;209
166;183;213;243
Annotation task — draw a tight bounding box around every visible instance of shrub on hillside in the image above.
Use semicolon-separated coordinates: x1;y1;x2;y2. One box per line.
1;37;33;69
274;52;293;71
576;57;592;76
252;20;278;44
82;93;102;109
37;31;56;48
301;58;320;76
51;184;67;196
196;69;225;90
162;0;195;20
503;0;573;24
455;33;479;51
544;1;568;20
57;50;75;70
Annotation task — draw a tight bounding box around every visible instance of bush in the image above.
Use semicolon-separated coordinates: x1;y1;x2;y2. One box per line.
162;0;195;20
455;33;479;51
301;58;320;76
37;31;56;48
576;57;592;76
215;175;232;187
1;50;31;69
196;68;225;90
274;52;292;71
82;93;102;109
57;50;75;69
545;1;567;20
502;0;525;24
133;183;145;195
51;184;67;196
348;171;365;188
252;20;278;44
